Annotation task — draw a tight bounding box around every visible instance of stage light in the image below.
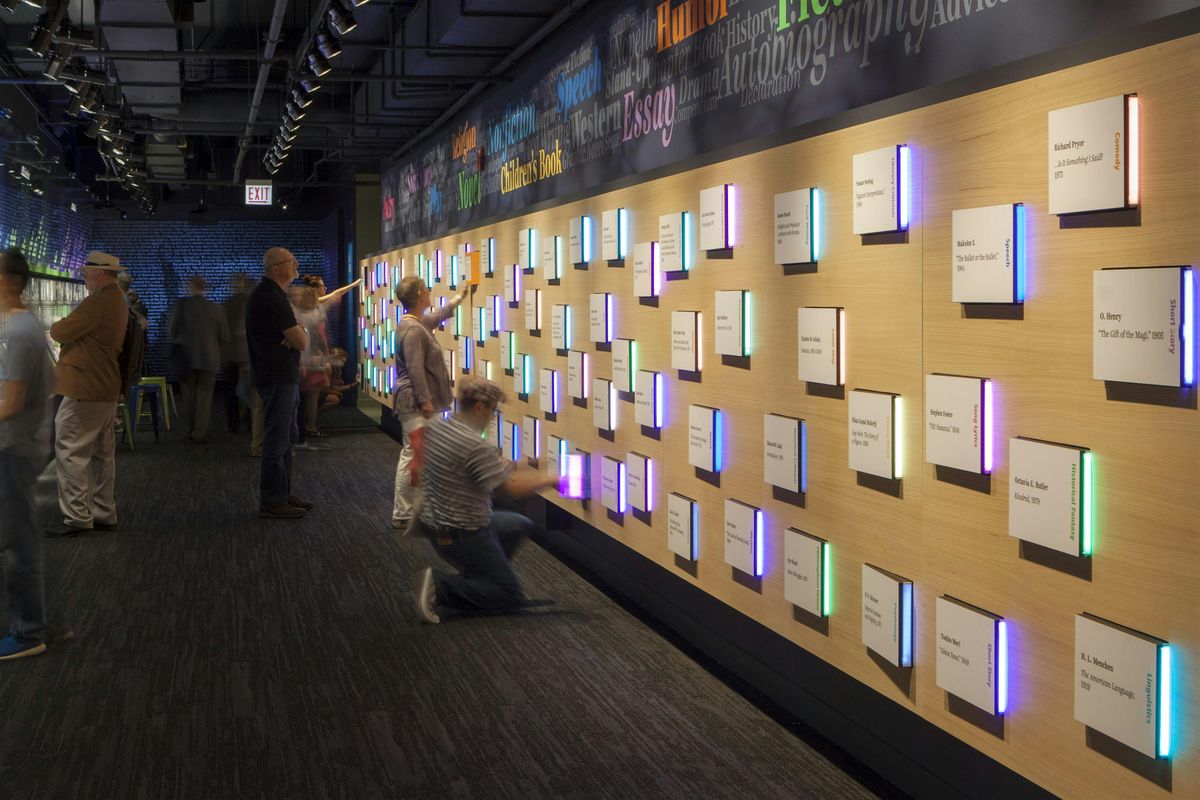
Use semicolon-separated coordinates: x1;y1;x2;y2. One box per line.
316;30;342;60
328;2;358;35
299;78;321;94
292;87;313;109
306;50;331;77
285;101;306;122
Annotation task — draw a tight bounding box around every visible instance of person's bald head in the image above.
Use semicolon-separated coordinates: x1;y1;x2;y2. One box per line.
263;247;299;287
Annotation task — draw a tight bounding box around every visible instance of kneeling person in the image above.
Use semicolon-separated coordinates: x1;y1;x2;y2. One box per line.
415;376;559;623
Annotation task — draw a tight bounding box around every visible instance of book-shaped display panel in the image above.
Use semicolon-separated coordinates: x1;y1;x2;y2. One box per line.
524;288;542;332
442;349;455;384
671;311;701;372
925;374;993;474
539;368;560;414
635;370;664;429
593;377;616;432
612;339;636;393
499;332;515;371
568;215;592;266
551;304;571;350
488;411;501;449
513;354;532;397
504;264;520;304
1074;613;1171;759
668;492;698;560
547;434;568;478
590;292;613;344
476;358;493;380
627;452;652;513
601;208;628;262
600;455;627;514
852;145;909;235
774;187;820;265
562;452;588;499
797;307;845;386
952;204;1026;304
542;234;562;281
935;596;1008;716
1048;94;1139;215
861;564;913;668
763;413;806;494
518;227;538;272
659;211;691;272
567;350;589;400
633;242;660;298
714;290;750;357
506;420;520;461
481;237;495;275
488;294;505;334
784;529;829;617
699;183;734;251
688;405;721;472
849;390;902;480
522;415;540;463
457;336;472;374
1008;437;1093;557
1093;266;1194;387
474;307;487;345
724;499;763;577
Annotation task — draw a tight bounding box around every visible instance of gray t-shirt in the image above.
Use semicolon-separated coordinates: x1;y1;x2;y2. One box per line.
420;416;515;530
0;309;54;459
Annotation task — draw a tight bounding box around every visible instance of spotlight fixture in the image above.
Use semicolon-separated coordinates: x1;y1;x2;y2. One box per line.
276;138;293;152
351;0;371;6
282;116;301;134
1;1;21;13
278;126;298;142
52;26;97;48
29;23;55;57
315;30;341;60
306;50;331;77
328;2;357;36
60;64;108;88
292;87;313;109
298;77;321;94
42;48;71;80
266;163;280;175
285;101;306;122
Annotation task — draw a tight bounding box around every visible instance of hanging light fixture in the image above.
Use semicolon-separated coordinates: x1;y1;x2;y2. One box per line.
299;77;321;94
316;29;341;59
285;101;306;122
327;1;358;36
306;50;331;77
292;86;313;109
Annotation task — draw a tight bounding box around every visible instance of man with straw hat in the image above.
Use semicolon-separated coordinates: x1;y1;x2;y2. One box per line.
46;251;129;536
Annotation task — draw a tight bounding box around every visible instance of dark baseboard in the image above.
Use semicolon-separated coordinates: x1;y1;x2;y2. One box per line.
527;496;1054;800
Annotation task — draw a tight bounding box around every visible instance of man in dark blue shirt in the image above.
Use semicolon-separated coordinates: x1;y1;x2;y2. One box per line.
246;247;312;519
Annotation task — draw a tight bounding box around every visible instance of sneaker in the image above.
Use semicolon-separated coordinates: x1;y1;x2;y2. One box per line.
258;503;306;519
415;567;440;624
287;496;314;510
0;635;47;660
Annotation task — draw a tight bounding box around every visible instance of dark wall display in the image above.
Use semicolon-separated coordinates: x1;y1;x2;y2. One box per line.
381;0;1198;248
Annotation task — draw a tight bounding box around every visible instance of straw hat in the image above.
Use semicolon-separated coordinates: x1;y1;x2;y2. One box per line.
83;251;126;272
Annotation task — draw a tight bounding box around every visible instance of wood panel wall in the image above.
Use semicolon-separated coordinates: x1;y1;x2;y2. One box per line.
359;36;1198;800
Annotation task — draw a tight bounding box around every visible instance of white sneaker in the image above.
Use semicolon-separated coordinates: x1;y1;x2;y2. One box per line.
416;567;440;624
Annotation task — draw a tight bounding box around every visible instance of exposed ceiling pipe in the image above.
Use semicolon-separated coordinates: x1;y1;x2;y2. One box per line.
231;0;290;185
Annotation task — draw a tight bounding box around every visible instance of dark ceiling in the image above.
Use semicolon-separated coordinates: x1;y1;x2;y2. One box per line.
0;0;573;217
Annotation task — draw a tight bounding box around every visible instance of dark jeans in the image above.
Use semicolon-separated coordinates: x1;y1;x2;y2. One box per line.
258;382;298;507
431;510;535;613
0;451;44;643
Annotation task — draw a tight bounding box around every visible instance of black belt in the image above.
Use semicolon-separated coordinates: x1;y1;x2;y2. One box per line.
429;524;482;545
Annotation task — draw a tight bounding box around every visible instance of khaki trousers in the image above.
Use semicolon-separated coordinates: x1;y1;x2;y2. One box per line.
54;397;118;529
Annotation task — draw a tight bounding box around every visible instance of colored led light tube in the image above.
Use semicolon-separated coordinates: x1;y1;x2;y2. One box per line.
996;620;1008;715
820;542;831;616
899;146;911;230
743;291;752;356
645;459;654;512
618;463;627;513
682;212;692;271
618;208;629;259
1184;269;1194;386
1015;204;1027;303
1081;451;1094;556
1127;95;1140;206
983;380;994;474
564;454;585;498
893;397;904;480
753;510;764;577
800;421;808;492
583;216;593;263
812;188;822;261
899;583;913;667
725;184;735;248
714;409;724;472
1158;644;1172;757
653;372;664;428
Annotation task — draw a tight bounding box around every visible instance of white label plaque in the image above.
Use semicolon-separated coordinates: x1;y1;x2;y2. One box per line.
542;234;561;281
518;227;537;271
567;351;588;400
600;456;625;513
522;415;540;462
952;204;1022;304
936;597;1007;716
456;336;472;374
861;564;913;668
925;374;990;474
547;434;567;477
476;358;492;380
724;499;761;576
612;339;636;393
1074;614;1168;758
504;264;520;304
659;212;688;272
671;310;700;372
1009;437;1091;557
593;378;615;431
488;295;505;333
1093;267;1190;387
632;241;660;298
481;238;494;275
627;453;651;513
849;390;900;479
764;413;804;494
775;187;816;265
699;184;731;251
539;368;559;414
852;145;903;235
499;332;515;371
507;420;520;461
589;293;612;344
784;529;827;617
524;288;541;331
442;349;455;384
568;216;590;265
668;492;698;560
688;405;719;472
601;208;625;261
797;307;843;385
513;354;530;396
1048;95;1132;215
714;290;748;357
635;370;662;428
550;304;570;350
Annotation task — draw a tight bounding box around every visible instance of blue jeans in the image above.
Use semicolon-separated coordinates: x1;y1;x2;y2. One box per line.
258;382;299;507
431;510;536;613
0;451;44;643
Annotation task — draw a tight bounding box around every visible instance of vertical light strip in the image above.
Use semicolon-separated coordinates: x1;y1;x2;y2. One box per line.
582;352;590;397
654;372;664;428
800;421;808;492
651;241;660;296
448;255;457;288
523;355;532;395
532;419;540;458
690;502;699;559
488;238;496;275
554;236;562;279
605;293;613;342
1081;451;1094;556
631;342;639;391
609;382;617;430
1127;95;1140;206
893;396;904;480
682;211;692;271
529;229;538;272
821;542;832;616
646;458;654;512
983;380;994;474
1015;204;1027;303
726;183;735;248
619;208;629;259
696;312;703;372
565;305;573;350
899;145;911;230
996;620;1009;715
753;510;764;577
1158;644;1172;757
714;409;724;472
743;291;752;356
900;583;913;667
811;188;822;261
558;439;568;476
1183;269;1194;386
837;309;846;385
511;423;520;461
618;463;627;512
583;216;593;263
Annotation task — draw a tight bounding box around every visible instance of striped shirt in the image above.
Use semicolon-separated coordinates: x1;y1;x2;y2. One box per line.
420;416;514;530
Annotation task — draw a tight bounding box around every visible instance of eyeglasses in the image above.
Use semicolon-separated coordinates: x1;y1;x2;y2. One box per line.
267;258;298;269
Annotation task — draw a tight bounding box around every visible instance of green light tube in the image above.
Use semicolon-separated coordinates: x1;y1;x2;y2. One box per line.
1081;451;1094;556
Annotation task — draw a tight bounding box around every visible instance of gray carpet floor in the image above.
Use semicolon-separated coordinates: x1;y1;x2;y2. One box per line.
0;422;905;800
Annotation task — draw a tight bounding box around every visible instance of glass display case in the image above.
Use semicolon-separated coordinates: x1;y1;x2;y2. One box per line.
24;275;87;363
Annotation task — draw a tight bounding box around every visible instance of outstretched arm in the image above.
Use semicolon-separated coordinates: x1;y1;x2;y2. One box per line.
318;278;363;304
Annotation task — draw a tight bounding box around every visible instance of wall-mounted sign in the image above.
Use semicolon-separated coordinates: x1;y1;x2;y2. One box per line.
797;307;844;386
600;455;626;514
568;215;592;265
668;492;699;561
547;434;568;478
481;237;495;276
539;368;560;414
489;294;505;334
862;563;913;668
952;204;1025;304
632;241;661;298
688;404;721;473
593;377;615;431
457;336;472;374
590;292;613;344
659;211;691;272
635;370;663;429
671;310;701;372
935;596;1008;716
506;420;521;461
522;415;540;462
551;303;571;350
699;184;734;251
499;331;515;371
504;263;520;304
925;374;993;474
518;227;538;272
602;208;628;262
724;499;763;577
612;338;636;393
1048;94;1139;215
567;350;589;400
245;179;273;206
1009;437;1093;557
714;290;749;357
541;234;562;281
849;389;902;480
784;528;829;618
513;353;532;396
627;452;652;513
852;145;909;235
1093;266;1194;387
524;288;542;332
775;187;820;265
764;413;805;494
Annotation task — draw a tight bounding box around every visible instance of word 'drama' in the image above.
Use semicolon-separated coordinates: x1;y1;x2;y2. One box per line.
657;0;729;52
